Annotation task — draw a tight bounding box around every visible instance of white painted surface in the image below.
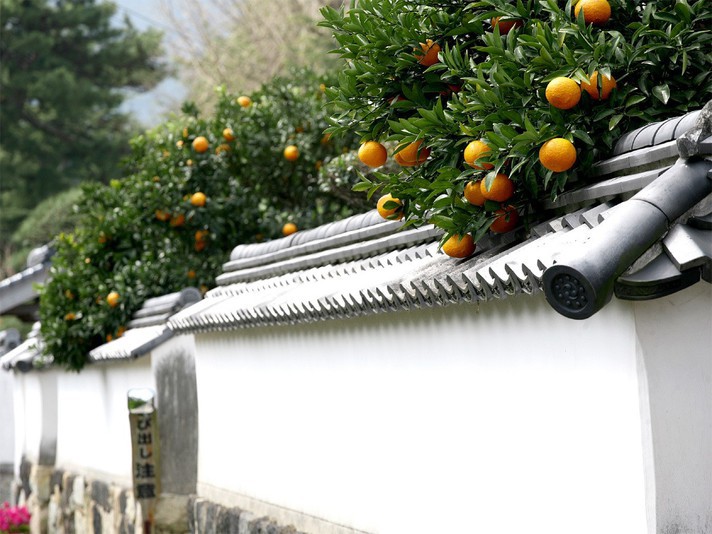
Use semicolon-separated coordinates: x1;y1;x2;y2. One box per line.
55;358;155;486
0;371;14;464
12;370;58;469
634;284;712;534
195;292;649;534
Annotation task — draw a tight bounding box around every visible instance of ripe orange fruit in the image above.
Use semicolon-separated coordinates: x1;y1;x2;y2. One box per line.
155;209;170;222
545;77;581;110
284;145;300;161
490;206;520;233
215;144;231;155
106;291;120;308
282;222;298;236
237;96;252;108
170;214;185;227
223;128;235;141
106;334;113;342
376;194;404;220
539;138;577;172
195;230;209;242
64;312;76;321
417;39;441;67
581;71;617;100
358;141;388;167
192;136;209;153
480;174;515;202
117;326;126;337
187;270;196;279
464;140;494;170
190;192;207;207
442;234;476;258
574;0;611;25
491;17;523;34
464;180;486;206
395;140;430;166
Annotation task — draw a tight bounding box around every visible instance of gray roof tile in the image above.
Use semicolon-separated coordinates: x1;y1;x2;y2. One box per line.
166;108;711;331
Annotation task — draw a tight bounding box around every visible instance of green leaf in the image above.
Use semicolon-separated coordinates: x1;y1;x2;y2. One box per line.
609;114;624;131
652;84;670;105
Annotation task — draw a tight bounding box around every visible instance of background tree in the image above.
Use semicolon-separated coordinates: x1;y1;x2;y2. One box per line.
0;0;166;272
39;69;364;371
160;0;341;112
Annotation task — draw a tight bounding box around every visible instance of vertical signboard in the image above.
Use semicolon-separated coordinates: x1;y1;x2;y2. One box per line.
128;388;160;533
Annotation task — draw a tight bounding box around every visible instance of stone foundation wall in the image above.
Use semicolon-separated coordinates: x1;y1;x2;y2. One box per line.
14;460;314;533
187;497;307;534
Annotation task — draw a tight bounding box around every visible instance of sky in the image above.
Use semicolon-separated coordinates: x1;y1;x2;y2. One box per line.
112;0;188;127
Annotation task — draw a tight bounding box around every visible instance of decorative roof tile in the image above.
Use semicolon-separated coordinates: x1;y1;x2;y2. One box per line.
88;288;201;362
169;106;711;332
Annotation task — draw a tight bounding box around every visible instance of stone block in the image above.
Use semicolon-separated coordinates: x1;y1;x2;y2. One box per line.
155;493;190;533
90;480;111;513
72;476;86;509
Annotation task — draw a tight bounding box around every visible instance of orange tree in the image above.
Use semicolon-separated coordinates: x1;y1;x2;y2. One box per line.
320;0;711;246
39;69;361;371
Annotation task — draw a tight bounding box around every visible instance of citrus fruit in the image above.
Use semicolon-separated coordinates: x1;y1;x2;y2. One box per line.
480;174;515;202
187;270;196;279
464;181;486;206
491;17;523;34
581;71;617;100
376;194;404;220
195;230;209;242
539;138;577;172
192;136;209;153
442;234;476;258
574;0;611;25
490;206;520;233
417;39;441;67
64;312;76;321
117;326;126;337
284;145;300;161
106;291;120;308
223;128;235;141
395;140;430;166
464;140;494;170
282;222;298;236
237;96;252;107
155;209;170;222
170;214;185;227
358;141;388;167
545;77;582;110
190;192;207;207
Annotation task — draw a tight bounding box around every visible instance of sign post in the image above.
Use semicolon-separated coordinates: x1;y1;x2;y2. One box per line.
128;388;160;533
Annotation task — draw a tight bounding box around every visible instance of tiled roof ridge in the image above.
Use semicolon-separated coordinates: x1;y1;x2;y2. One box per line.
226;210;392;263
543;101;712;318
88;287;202;362
168;105;712;332
216;224;442;286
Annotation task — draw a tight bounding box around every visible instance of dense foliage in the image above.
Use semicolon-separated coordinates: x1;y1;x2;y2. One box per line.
39;70;360;371
321;0;712;242
0;0;165;241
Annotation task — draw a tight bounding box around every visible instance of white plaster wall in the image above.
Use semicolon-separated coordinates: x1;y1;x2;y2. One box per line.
195;292;649;534
54;357;155;486
634;284;712;534
12;370;58;469
0;371;15;464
